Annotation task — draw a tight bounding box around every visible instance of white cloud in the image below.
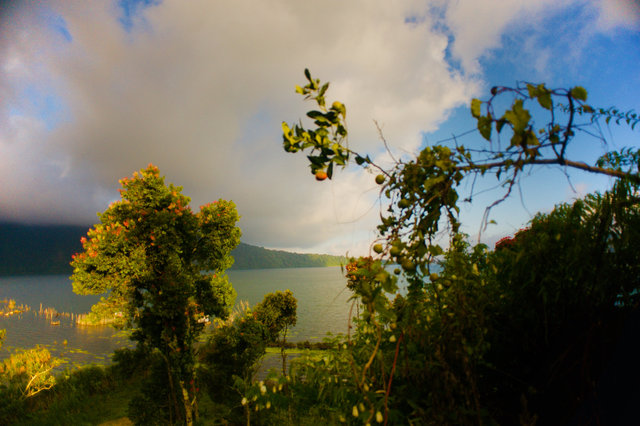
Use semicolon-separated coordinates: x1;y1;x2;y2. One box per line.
1;0;478;253
596;0;640;30
439;0;639;76
0;0;635;254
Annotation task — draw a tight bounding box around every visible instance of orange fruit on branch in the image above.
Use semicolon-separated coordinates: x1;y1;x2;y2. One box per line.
315;170;328;181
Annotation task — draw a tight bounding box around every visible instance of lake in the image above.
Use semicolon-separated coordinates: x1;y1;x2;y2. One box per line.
0;267;353;369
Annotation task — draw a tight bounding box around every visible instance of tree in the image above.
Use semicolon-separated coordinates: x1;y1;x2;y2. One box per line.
70;164;241;425
283;70;639;285
273;70;640;424
254;290;298;374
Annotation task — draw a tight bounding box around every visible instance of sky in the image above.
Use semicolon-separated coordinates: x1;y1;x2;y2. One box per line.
1;0;639;256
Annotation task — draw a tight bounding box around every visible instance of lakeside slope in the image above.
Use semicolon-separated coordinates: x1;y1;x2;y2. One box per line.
0;222;346;276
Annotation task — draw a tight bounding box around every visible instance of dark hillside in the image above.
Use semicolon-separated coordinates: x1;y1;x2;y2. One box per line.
0;223;86;276
230;242;346;269
0;222;345;276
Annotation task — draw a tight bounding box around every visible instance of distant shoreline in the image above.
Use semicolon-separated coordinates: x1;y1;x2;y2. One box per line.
0;222;347;276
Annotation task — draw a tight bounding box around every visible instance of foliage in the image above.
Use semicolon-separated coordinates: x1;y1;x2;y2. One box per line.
0;330;60;424
127;350;178;425
283;70;639;277
480;181;640;423
277;70;640;424
203;306;268;391
198;307;269;423
70;164;241;425
3;353;145;425
254;290;298;374
197;291;298;423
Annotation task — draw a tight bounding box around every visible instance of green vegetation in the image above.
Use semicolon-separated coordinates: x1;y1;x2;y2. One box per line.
254;290;298;374
70;164;241;425
197;291;298;424
263;70;640;424
0;329;59;423
2;72;638;425
231;243;346;269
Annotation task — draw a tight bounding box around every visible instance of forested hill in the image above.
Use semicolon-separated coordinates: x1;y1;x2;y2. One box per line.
230;242;345;269
0;222;346;276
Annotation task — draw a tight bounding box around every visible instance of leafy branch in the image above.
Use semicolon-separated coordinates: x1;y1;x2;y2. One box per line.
283;70;640;284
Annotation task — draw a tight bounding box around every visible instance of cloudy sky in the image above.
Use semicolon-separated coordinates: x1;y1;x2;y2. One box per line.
1;0;639;255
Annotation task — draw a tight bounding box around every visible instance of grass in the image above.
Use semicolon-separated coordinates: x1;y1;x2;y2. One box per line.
14;370;142;426
264;346;327;357
5;344;333;425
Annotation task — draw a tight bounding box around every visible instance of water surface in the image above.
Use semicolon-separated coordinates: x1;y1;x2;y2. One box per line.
0;267;353;368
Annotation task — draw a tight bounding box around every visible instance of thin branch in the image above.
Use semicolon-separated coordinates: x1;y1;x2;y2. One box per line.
479;173;518;242
462;158;636;180
374;120;398;164
23;366;54;398
559;94;574;162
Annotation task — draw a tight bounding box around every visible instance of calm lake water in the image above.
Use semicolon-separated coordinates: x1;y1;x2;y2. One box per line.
0;267;352;369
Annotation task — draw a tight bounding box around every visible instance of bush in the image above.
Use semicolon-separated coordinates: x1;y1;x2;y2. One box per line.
480;186;640;423
127;352;175;426
199;312;269;405
110;346;151;380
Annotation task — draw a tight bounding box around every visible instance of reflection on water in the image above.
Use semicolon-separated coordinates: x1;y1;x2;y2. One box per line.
0;267;354;368
0;311;131;370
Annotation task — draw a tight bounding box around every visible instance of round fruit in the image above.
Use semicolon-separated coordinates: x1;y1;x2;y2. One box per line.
393;268;401;275
375;174;385;185
389;246;401;257
401;259;416;271
398;199;410;209
315;171;328;181
373;243;383;254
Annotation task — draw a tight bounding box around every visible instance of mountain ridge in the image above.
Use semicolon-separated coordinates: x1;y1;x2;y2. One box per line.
0;222;346;276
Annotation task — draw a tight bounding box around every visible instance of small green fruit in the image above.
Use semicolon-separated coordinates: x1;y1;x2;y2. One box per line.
373;243;383;254
398;199;410;209
375;174;386;185
401;259;416;272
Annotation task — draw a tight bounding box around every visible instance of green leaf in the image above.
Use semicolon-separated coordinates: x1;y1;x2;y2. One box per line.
307;111;328;123
477;116;492;141
304;68;311;81
510;132;523;148
319;82;329;97
570;86;588;101
537;92;552;110
428;245;443;256
471;98;482;118
327;161;334;179
331;101;346;118
504;99;531;133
